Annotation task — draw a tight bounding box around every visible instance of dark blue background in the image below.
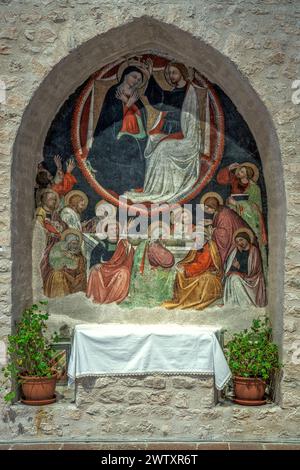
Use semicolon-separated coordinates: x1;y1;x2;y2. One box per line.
43;81;268;229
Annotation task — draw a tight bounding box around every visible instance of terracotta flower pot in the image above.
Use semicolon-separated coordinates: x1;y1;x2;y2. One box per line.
233;376;266;405
20;375;57;405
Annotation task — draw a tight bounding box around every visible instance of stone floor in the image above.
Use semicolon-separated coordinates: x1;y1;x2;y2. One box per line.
0;442;300;450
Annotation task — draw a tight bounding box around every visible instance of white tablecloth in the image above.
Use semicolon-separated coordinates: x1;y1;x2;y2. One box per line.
68;324;231;390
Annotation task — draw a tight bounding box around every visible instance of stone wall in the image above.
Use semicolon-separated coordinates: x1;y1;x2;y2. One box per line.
1;374;300;442
76;375;216;439
0;0;300;442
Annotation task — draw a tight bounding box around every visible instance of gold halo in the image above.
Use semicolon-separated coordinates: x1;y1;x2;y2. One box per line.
40;189;60;209
233;228;254;244
235;162;259;182
200;192;223;206
65;190;88;209
117;60;148;89
61;228;83;245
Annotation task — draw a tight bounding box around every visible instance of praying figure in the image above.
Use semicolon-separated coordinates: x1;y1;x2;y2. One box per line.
87;64;148;196
124;61;203;203
223;229;267;307
35;156;77;207
217;162;267;272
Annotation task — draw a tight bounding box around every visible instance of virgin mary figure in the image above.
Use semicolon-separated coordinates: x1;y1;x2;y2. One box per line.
123;62;204;204
87;63;148;197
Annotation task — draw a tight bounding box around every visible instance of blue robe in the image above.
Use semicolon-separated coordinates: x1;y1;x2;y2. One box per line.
87;84;147;196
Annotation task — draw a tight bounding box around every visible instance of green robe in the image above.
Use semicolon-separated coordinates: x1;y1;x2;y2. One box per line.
229;180;268;276
120;241;176;308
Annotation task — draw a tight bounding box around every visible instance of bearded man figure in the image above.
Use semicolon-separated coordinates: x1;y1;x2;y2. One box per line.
217;162;268;275
163;231;223;311
60;190;89;232
201;192;256;267
44;229;87;298
124;61;203;204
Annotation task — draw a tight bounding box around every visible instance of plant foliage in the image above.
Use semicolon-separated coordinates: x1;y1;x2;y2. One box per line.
2;302;59;402
224;317;282;381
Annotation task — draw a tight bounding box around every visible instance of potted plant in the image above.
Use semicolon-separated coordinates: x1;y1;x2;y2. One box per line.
224;317;282;405
2;301;59;405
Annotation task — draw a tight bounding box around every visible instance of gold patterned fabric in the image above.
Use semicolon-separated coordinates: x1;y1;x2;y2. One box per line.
163;241;223;310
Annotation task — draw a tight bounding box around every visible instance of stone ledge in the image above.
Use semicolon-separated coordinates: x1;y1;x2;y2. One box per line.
1;441;300;450
8;403;77;411
6;398;281;413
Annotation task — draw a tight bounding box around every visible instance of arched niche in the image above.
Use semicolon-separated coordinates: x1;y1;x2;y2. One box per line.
11;17;285;346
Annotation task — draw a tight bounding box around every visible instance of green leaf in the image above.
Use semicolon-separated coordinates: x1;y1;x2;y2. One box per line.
224;316;282;381
4;391;16;402
1;301;58;401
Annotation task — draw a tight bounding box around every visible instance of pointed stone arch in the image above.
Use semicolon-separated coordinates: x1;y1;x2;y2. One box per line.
11;17;285;344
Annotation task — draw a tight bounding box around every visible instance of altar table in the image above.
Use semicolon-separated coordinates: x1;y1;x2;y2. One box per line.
68;323;231;390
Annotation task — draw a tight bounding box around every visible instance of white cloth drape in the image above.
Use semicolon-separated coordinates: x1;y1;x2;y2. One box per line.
124;84;202;203
68;323;231;390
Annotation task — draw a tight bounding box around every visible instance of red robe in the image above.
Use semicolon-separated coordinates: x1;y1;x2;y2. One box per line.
51;173;77;196
120;104;141;135
87;240;134;304
217;167;249;194
212;206;255;266
147;241;175;269
184;243;215;278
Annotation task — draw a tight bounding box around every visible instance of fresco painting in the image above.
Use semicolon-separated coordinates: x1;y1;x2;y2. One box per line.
34;54;268;311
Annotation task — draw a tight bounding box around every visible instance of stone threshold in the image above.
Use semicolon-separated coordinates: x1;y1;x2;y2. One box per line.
9;401;281;410
1;442;300;450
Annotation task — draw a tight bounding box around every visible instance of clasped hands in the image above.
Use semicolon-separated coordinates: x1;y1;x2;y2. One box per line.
115;88;140;108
